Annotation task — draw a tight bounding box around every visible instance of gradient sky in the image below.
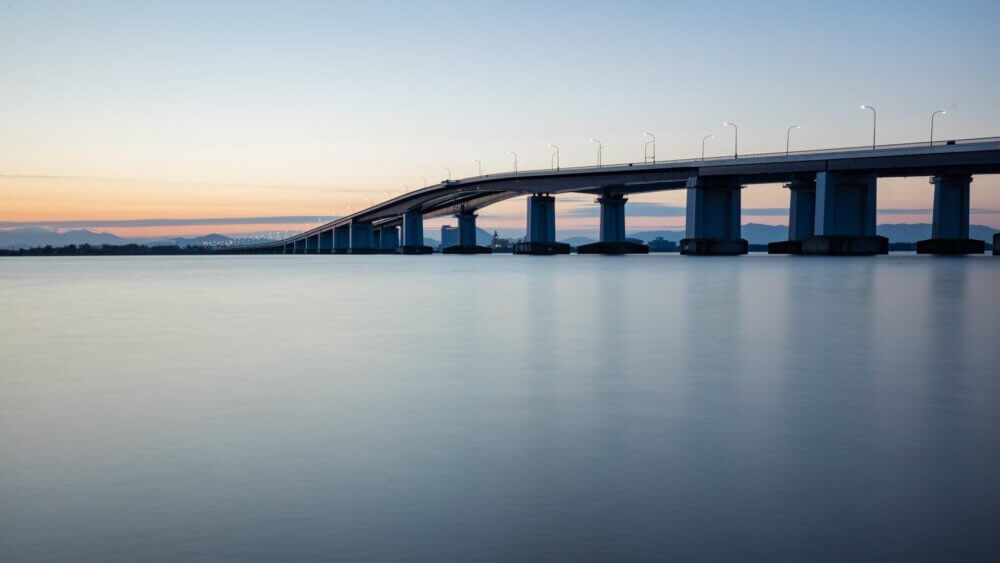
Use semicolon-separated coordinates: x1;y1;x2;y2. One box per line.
2;0;999;237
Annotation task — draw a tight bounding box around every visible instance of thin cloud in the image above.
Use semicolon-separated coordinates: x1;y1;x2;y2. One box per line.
0;216;338;229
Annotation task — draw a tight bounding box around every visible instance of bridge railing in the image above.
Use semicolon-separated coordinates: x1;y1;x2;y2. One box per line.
529;135;1000;174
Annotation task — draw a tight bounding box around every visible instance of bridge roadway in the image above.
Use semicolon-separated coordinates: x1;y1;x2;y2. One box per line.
229;136;1000;256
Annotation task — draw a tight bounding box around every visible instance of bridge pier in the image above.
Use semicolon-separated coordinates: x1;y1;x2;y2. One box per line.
293;238;306;254
768;177;816;254
917;174;984;254
333;225;350;254
400;211;432;254
804;171;887;255
349;220;375;254
379;226;400;252
444;210;491;254
514;194;570;254
319;230;333;254
680;177;748;255
306;234;319;254
578;192;648;254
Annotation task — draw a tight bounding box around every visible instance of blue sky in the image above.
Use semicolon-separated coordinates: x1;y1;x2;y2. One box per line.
1;0;998;235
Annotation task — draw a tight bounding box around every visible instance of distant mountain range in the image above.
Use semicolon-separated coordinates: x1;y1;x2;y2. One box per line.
0;228;241;250
4;223;997;250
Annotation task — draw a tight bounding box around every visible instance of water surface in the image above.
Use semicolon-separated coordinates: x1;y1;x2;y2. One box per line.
1;255;998;561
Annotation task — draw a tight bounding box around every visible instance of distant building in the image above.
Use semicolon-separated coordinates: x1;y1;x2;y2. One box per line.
440;225;459;249
648;237;678;252
490;230;512;250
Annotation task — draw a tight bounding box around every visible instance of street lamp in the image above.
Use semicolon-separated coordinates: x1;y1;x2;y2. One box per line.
786;125;800;155
701;134;713;160
590;138;604;167
861;105;877;149
549;144;560;171
507;151;518;173
930;110;946;146
420;176;427;187
401;184;410;193
723;122;738;158
473;159;482;176
644;132;656;163
444;167;451;180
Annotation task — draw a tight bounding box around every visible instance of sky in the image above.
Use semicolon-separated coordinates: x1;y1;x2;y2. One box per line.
2;0;999;238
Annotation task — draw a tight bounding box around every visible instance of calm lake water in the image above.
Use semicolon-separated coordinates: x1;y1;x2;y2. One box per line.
1;254;998;561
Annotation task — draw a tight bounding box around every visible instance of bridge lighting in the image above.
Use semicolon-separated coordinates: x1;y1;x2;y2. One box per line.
786;125;800;155
644;132;656;164
420;177;427;187
701;135;713;160
590;139;604;167
930;110;947;146
507;151;518;173
473;159;483;176
549;144;560;171
401;184;409;193
861;105;877;149
723;122;738;158
444;167;451;180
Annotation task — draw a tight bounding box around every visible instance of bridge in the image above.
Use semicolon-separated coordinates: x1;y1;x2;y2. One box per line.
230;136;1000;256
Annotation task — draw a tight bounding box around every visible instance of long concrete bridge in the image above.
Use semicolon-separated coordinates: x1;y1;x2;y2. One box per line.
231;136;1000;256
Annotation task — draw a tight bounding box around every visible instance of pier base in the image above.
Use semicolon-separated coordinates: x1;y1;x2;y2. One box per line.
679;238;748;255
576;241;648;254
767;240;803;254
916;238;985;254
513;241;571;255
398;245;433;254
442;245;492;254
802;235;888;255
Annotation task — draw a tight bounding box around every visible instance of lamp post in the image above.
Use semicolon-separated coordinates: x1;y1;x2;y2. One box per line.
420;177;427;187
401;184;409;193
723;122;738;158
443;168;452;180
701;134;713;160
590;139;604;167
786;125;799;155
473;159;482;176
507;151;518;173
861;105;876;149
644;132;656;163
930;110;946;146
549;144;560;171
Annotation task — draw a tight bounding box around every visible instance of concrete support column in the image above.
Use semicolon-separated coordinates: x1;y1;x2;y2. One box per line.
805;171;886;254
768;177;816;254
680;176;747;255
319;230;333;253
380;226;400;250
577;191;648;254
333;225;350;254
402;212;424;247
306;234;319;253
293;239;306;254
918;174;982;253
400;211;432;254
514;194;569;254
349;220;374;253
526;194;557;243
598;193;627;243
457;211;477;247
